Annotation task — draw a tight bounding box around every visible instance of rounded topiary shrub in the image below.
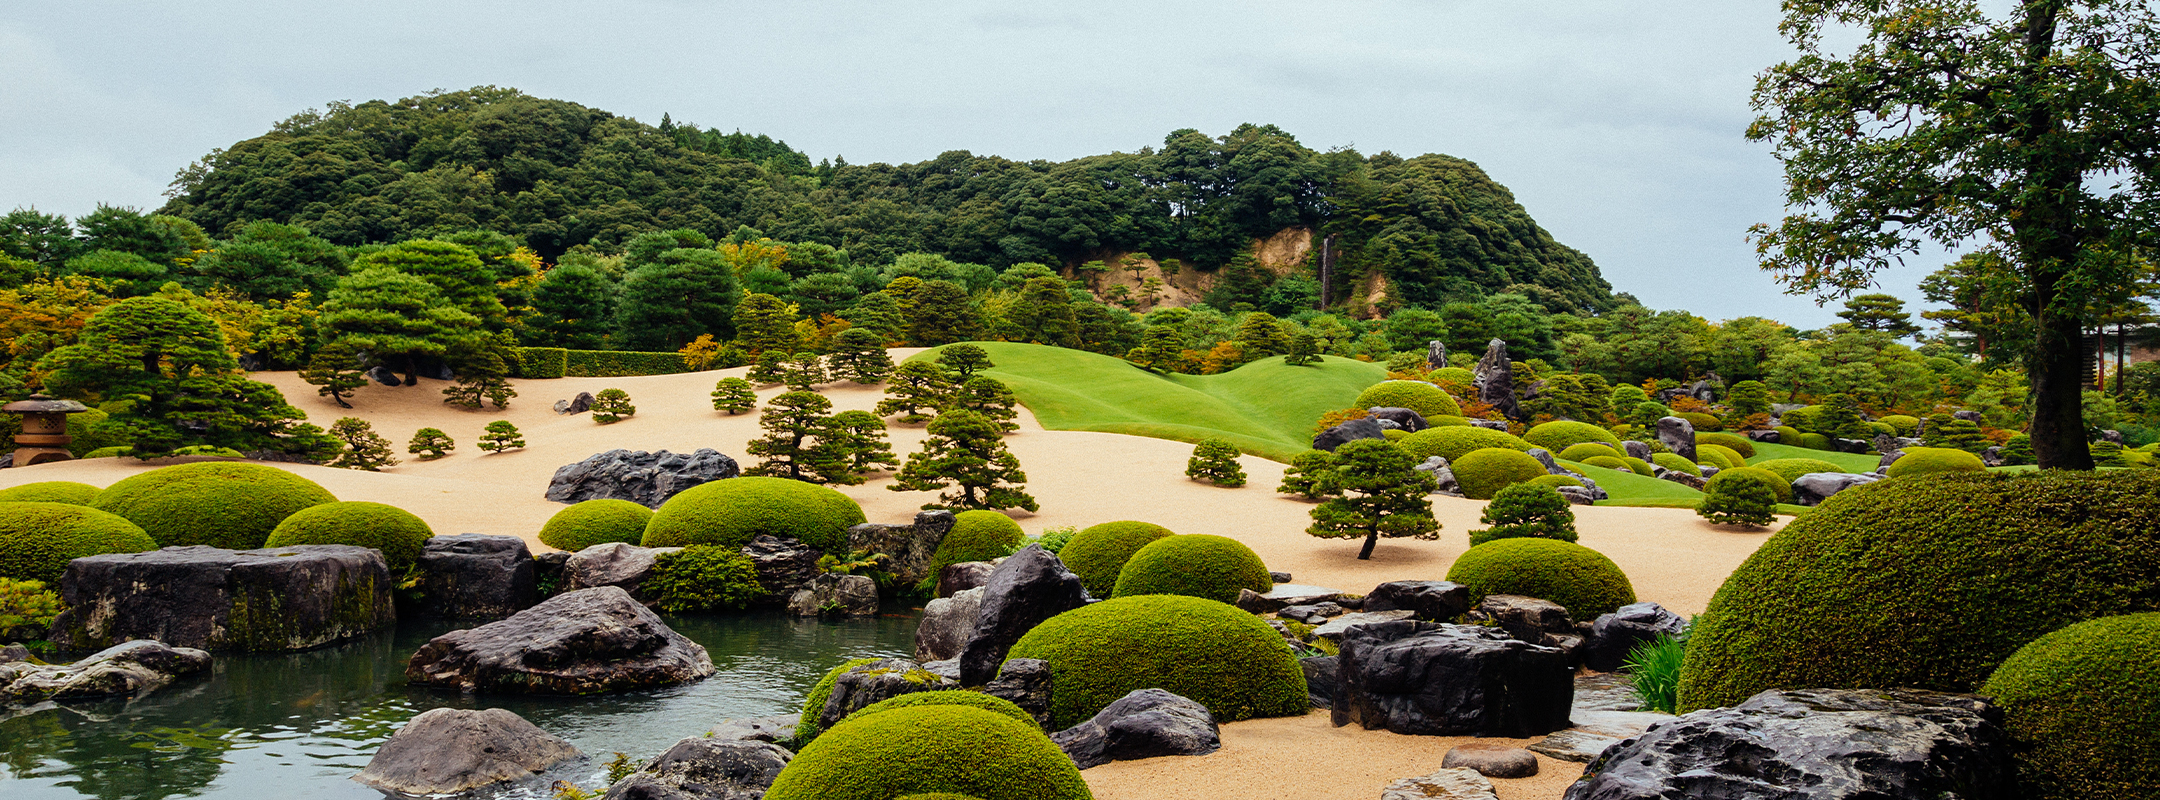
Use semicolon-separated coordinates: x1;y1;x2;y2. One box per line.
1007;594;1306;729
925;510;1025;586
1429;366;1475;386
1698;444;1747;470
1445;537;1636;619
1381;428;1408;441
1057;521;1175;598
1886;447;1986;478
1452;447;1549;500
1111;534;1271;604
1980;613;2160;800
1650;452;1698;473
1773;424;1804;444
1795;432;1832;451
91;462;337;549
1676;471;2160;711
1427;415;1470;428
1879;414;1920;436
840;690;1034;727
1676;411;1721;432
1525;421;1622;453
642;477;866;553
1353;380;1462;420
0;481;101;505
1695;432;1757;459
0;501;158;583
1397;426;1533;463
1623;456;1655;476
1704;466;1791;503
1752;457;1847;483
263;501;435;570
765;705;1089;800
1581;455;1630;473
1559;442;1622;462
538;499;654;553
1693;448;1735;469
1528;474;1583;489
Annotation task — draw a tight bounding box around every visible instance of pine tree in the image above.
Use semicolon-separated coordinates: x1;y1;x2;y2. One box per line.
1186;439;1247;487
1126;325;1186;373
876;361;955;423
329;416;399;471
948;376;1020;433
937;343;993;382
478;420;525;452
1006;276;1080;348
1723;380;1772;428
745;390;855;484
711;377;758;414
782;351;828;391
1307;439;1438;560
1284;332;1322;366
299;340;369;408
591;388;635;424
733;292;801;357
1232;312;1290;360
907;280;978;346
1469;483;1577;545
1922;413;1988;452
1698;476;1775;527
826;410;900;475
407;427;455;459
317;266;481;385
1816;394;1873;440
841;291;907;344
891;409;1038;512
827;328;894;384
441;333;518;410
747;349;788;385
1276;450;1338;500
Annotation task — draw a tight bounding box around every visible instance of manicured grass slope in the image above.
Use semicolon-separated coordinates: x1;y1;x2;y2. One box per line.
908;343;1386;462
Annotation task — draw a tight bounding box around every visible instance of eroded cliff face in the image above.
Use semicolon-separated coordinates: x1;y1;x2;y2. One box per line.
1063;226;1391;319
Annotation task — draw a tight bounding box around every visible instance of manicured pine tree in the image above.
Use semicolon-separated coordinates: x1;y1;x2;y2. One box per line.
937;343;993;382
782;351;828;391
299;340;368;408
841;291;907;344
1816;393;1873;440
1186;439;1247;487
1922;413;1988;453
876;361;955;423
316;266;481;385
1698;476;1775;527
478;420;525;452
1469;483;1577;545
590;388;635;424
891;409;1038;512
329;416;399;471
1284;332;1322;366
1307;439;1438;560
441;334;518;410
1006;276;1080;348
826;410;900;475
1277;450;1338;500
711;377;758;414
747;349;789;385
1723;379;1772;429
407;427;455;460
827;328;894;384
1125;325;1186;373
745;390;855;485
948;376;1020;433
1232;311;1290;360
733;292;801;357
907;279;978;346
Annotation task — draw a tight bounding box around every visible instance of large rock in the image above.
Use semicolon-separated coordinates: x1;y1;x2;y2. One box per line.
810;658;958;732
1302;655;1339;709
0;640;210;705
1565;689;2016;800
600;736;791;800
545;449;741;508
739;535;820;606
365;365;402;387
49;544;396;653
1443;743;1539;779
405;586;715;694
1465;595;1577;652
1473;339;1522;421
914;587;984;663
1362;580;1470;621
1622;440;1653;461
935;561;996;597
1655;416;1697;462
1381;767;1499;800
1314;417;1387;452
411;534;537;619
784;573;879;617
355;708;581;795
1582;602;1687;673
1413;456;1461;495
1792;471;1883;506
1427;340;1447;370
845;509;955;588
957;544;1087;685
1746;429;1782;443
1368;407;1431;433
1235;584;1347;614
1332;620;1573;738
985;658;1056;730
565;542;681;603
1653;466;1707;490
558;391;596;414
1052;688;1221;769
1310;610;1418;641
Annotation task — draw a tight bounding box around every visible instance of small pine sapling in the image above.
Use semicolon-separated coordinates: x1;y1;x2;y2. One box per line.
936;343;993;382
890;409;1038;512
875;360;955;423
746;390;855;485
782;351;828;391
948;375;1020;433
826;410;899;474
1277;449;1339;500
746;350;789;385
407;427;455;460
1469;483;1577;546
1186;439;1247;487
827;328;894;384
478;420;526;453
1284;332;1322;366
299;341;368;408
590;388;635;424
711;377;758;414
1697;475;1776;527
329;416;399;471
1306;439;1438;560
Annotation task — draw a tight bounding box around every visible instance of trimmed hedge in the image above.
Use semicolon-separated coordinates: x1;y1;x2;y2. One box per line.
1559;442;1623;462
1006;594;1307;729
766;706;1089;800
1704;466;1791;504
1752;457;1848;483
1429;366;1475;385
840;690;1034;728
1445;537;1636;619
925;510;1025;585
1650;452;1698;473
642;477;865;554
1676;411;1721;432
0;481;101;505
1694;448;1735;470
1427;415;1470;428
1453;447;1549;500
1795;432;1832;451
1773;425;1803;444
264;501;435;570
1695;432;1757;459
1675;471;2160;711
1623;456;1655;476
1353;380;1462;419
1058;521;1175;598
1398;426;1534;463
1980;613;2160;800
1699;444;1747;470
538;499;654;553
91;462;337;549
0;502;158;583
1525;421;1622;453
796;657;881;744
1886;447;1985;478
1111;534;1272;604
511;346;568;379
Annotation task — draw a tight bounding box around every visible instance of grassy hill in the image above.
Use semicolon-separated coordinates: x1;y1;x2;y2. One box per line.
905;343;1387;462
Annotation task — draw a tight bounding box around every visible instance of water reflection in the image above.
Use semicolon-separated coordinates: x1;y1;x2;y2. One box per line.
0;610;920;800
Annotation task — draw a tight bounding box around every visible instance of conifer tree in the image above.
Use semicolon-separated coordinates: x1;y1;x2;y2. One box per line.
876;360;955;423
1006;276;1080;348
711;377;758;414
827;409;899;475
300;340;368;408
1284;332;1322;366
891;409;1037;512
1922;413;1988;453
317;266;481;385
1307;439;1438;560
441;334;518;410
1697;476;1775;528
591;388;635;424
733;292;801;357
478;420;525;452
1469;483;1576;545
746;390;855;484
827;328;894;384
329;416;399;471
747;349;788;385
1277;450;1339;500
937;343;993;382
407;427;455;459
1232;311;1290;360
907;279;978;345
841;291;907;344
1186;439;1247;487
948;376;1020;433
782;351;828;391
1126;325;1186;373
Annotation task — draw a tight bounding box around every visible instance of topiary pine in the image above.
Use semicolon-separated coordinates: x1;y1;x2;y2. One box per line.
746;390;856;485
1723;380;1772;426
589;388;636;423
298;340;368;409
782;351;828;391
1307;439;1438;560
1006;594;1308;729
1698;473;1777;527
890;409;1037;512
826;328;894;384
876;361;955;423
947;376;1019;434
329;416;399;471
1111;534;1273;604
2088;440;2129;467
1999;433;2036;465
1275;450;1338;500
825;410;899;475
711;377;758;414
478;420;525;452
538;499;652;552
441;334;518;410
1284;332;1322;366
407;427;455;459
644;476;866;553
1445;537;1636;619
0;502;158;583
1922;413;1987;452
90;461;337;550
747;349;789;385
765;705;1089;800
1058;520;1176;598
1707;466;1791;502
936;343;993;382
1980;612;2160;800
1523;420;1623;453
264;500;435;570
1185;439;1247;487
1470;483;1577;546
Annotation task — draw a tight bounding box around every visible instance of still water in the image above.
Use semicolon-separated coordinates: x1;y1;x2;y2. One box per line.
0;610;921;800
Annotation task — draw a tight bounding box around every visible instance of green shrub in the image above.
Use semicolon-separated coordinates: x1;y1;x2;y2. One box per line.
1528;474;1583;489
1444;537;1636;619
1185;438;1247;487
1580;455;1630;472
1704;466;1791;503
1879;414;1920;436
1694;447;1736;470
1675;471;2160;711
263;501;434;570
1397;426;1533;463
1429;366;1475;385
1111;534;1272;604
1524;421;1623;453
2000;434;2036;466
1470;483;1577;546
1035;526;1077;554
796;657;881;745
1780;406;1821;432
406;427;455;459
1703;443;1747;467
65;407;129;458
2087;440;2128;467
82;446;132;459
1886;446;1986;478
1694;432;1756;459
643;477;865;554
1867;421;1897;438
1623;456;1655;476
551;348;688;377
1752;457;1847;483
1676;411;1721;432
839;690;1034;728
538;499;654;552
1698;474;1777;527
1980;613;2160;800
1650;452;1697;473
1380;428;1408;441
1058;520;1175;598
923;510;1025;590
0;577;64;640
0;481;100;505
1352;380;1462;419
1006;594;1307;728
1559;442;1622;462
1773;424;1804;444
647;545;767;613
591;387;636;423
765;705;1089;800
510;346;569;378
1624;634;1687;714
1427;415;1470;427
1452;447;1549;500
0;502;157;584
1795;432;1832;451
91;462;337;549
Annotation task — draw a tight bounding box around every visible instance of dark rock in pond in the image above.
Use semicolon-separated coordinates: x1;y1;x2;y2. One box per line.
1314;417;1388;452
1565;688;2017;800
811;658;958;732
846;509;955;589
560;391;596;414
958;544;1087;685
545;449;741;508
914;586;984;663
566;542;680;603
1792;471;1882;506
1655;416;1697;462
784;573;878;617
1332;620;1573;738
1443;743;1540;779
1302;655;1339;710
1362;580;1470;621
935;560;996;598
1582;602;1687;673
405;586;714;694
1052;688;1220;770
739;535;819;606
354;707;580;795
986;657;1055;730
1474;339;1522;421
1466;594;1576;651
600;736;791;800
49;544;395;653
365;365;402;387
1381;767;1499;800
1622;440;1653;460
412;534;537;619
1368;407;1431;433
704;714;797;744
0;640;211;705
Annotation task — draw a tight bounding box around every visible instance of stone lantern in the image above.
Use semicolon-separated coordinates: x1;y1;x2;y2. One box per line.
4;394;90;467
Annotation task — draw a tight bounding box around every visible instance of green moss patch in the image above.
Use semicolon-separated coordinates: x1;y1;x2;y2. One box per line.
1524;420;1622;453
0;481;101;505
539;499;655;553
1397;426;1534;463
1981;613;2160;800
1007;594;1306;729
1452;447;1549;500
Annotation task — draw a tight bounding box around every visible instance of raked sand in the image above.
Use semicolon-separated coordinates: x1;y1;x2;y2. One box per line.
0;351;1780;800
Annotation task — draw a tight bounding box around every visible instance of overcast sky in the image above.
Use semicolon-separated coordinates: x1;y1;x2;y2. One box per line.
0;0;1957;328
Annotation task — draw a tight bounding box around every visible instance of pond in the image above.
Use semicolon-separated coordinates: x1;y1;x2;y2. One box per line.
0;610;922;800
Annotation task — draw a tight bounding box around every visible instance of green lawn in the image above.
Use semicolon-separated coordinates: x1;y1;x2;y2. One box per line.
1744;441;1885;473
906;343;1387;462
1575;460;1808;516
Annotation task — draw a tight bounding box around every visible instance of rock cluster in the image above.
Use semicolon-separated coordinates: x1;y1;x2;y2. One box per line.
545;449;740;508
405;586;714;694
410;534;536;619
785;573;879;617
1313;417;1388;452
1581;602;1686;672
50;544;396;653
844;510;955;588
0;640;211;705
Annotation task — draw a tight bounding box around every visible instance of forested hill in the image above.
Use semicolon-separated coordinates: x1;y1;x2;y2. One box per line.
159;86;1615;312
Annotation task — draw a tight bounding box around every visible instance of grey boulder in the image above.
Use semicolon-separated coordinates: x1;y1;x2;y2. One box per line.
0;640;211;705
1368;407;1431;433
545;449;740;508
411;534;537;619
1314;417;1388;452
600;736;791;800
1466;595;1578;656
559;391;596;414
809;658;958;733
785;573;878;617
1655;416;1697;462
355;707;580;795
846;509;956;589
1382;767;1499;800
984;658;1055;730
1792;471;1882;506
1052;688;1220;769
405;586;714;694
1474;339;1522;421
957;544;1087;685
1332;620;1573;738
49;544;395;653
739;535;820;606
1582;602;1687;673
1302;655;1339;709
1362;580;1470;621
935;560;996;597
565;542;680;603
1443;743;1540;779
1622;440;1653;460
914;586;984;663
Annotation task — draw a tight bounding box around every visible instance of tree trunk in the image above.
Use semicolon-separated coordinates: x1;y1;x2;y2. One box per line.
1358;528;1377;560
2027;280;2095;470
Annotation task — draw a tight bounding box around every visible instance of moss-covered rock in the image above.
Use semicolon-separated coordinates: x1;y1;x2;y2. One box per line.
924;510;1024;586
765;705;1089;800
1111;534;1271;604
1524;421;1622;453
1397;426;1534;463
1353;381;1462;419
1694;432;1757;459
1650;452;1697;473
1007;594;1306;729
538;499;654;553
796;657;881;744
90;462;337;550
0;501;158;583
1886;447;1986;478
0;481;101;505
1676;471;2160;711
839;690;1034;727
642;477;865;553
1452;447;1549;500
1752;457;1848;483
1445;537;1635;619
263;501;435;571
1704;466;1791;504
1980;613;2160;800
1057;521;1175;598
